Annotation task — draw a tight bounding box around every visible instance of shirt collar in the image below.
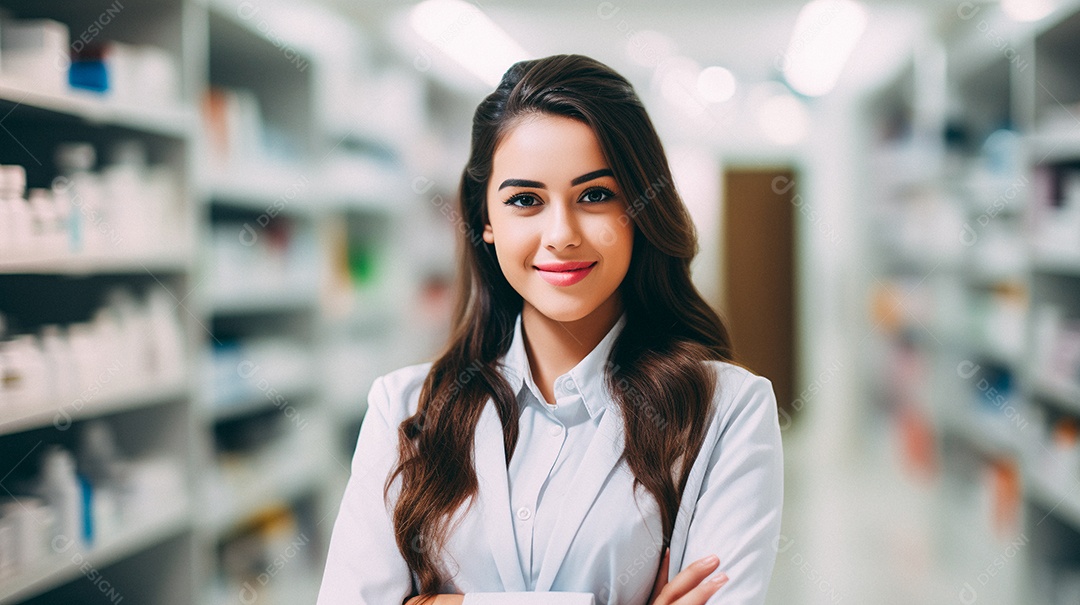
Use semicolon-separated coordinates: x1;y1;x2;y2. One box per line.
498;309;628;419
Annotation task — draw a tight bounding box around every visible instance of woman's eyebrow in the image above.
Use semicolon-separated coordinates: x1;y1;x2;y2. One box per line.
571;168;614;186
497;168;614;190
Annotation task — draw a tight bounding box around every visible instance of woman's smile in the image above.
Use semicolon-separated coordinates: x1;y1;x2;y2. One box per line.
534;261;598;286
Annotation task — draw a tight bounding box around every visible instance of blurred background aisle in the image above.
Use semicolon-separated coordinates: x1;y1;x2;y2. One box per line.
0;0;1078;603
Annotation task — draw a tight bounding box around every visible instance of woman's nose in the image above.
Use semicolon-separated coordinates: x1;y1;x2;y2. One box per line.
542;202;581;250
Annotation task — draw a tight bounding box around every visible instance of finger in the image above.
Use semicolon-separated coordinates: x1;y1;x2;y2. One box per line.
672;572;728;605
658;555;721;602
649;547;671;602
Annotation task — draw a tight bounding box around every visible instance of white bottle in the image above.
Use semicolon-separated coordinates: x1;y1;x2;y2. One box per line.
66;322;99;396
53;143;102;256
0;313;7;411
0;165;31;260
28;188;62;257
0;335;49;410
4;167;32;258
88;302;123;393
38;447;84;548
79;421;124;538
0;510;15;577
39;325;77;405
103;140;148;254
0;497;52;567
146;287;185;381
49;178;73;256
0;170;11;259
102;288;142;387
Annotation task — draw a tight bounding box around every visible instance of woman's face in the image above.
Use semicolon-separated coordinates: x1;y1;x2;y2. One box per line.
483;112;634;324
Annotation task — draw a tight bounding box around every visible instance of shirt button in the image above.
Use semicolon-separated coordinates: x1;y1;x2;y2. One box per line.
516;506;532;521
549;425;563;437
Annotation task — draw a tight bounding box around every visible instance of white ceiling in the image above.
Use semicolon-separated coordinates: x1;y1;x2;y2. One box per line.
324;0;969;97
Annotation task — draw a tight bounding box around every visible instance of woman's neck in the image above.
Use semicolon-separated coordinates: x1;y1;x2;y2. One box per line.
520;295;622;405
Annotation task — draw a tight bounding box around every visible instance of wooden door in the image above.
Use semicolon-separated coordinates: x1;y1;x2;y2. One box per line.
722;168;797;421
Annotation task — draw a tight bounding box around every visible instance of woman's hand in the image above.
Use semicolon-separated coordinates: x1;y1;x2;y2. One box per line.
403;595;464;605
648;548;729;605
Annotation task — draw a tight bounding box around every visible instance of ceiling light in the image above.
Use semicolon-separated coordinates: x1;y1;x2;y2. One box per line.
697;66;737;103
781;0;867;97
1001;0;1055;22
409;0;530;87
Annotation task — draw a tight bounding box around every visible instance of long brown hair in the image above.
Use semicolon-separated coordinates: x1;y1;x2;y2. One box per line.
386;53;736;599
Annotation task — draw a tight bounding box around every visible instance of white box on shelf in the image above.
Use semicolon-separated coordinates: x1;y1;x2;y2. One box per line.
0;19;69;93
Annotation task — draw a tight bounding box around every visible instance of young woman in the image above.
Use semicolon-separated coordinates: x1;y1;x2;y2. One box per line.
317;54;784;605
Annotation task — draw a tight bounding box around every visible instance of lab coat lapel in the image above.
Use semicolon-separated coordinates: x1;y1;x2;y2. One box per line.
534;405;626;592
474;397;528;592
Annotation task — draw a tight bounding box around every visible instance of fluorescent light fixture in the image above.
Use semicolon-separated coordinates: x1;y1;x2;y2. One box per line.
1001;0;1055;22
697;66;737;103
781;0;867;97
409;0;530;87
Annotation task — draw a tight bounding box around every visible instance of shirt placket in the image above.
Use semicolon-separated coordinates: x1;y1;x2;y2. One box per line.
525;374;585;587
508;384;566;589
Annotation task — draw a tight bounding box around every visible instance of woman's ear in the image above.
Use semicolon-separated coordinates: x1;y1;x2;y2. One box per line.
482;223;494;244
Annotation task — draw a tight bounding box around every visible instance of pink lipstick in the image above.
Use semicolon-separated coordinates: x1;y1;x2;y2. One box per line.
534;261;597;287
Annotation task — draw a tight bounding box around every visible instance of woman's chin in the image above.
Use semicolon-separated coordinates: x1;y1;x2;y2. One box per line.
524;297;604;325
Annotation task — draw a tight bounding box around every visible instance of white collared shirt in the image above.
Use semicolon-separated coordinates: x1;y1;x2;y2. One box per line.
501;310;627;590
317;310;783;605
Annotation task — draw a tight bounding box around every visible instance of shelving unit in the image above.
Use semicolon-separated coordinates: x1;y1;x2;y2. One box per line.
863;2;1080;602
0;1;198;604
0;503;190;604
0;377;189;438
193;3;342;602
0;0;449;602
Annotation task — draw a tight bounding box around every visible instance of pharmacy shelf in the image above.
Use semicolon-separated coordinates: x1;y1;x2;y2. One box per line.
204;572;322;605
1030;254;1080;278
0;502;191;604
963;339;1025;371
0;250;193;276
1031;376;1080;416
1026;128;1080;162
0;1;437;602
204;168;317;216
962;262;1028;287
204;164;406;216
882;254;964;278
868;11;1080;601
317;171;404;215
942;411;1023;459
207;383;316;422
1025;472;1080;533
0;79;194;139
0;377;190;437
200;450;330;536
209;288;320;315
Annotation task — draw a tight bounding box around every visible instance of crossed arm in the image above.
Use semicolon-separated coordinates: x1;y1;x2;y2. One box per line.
319;370;782;605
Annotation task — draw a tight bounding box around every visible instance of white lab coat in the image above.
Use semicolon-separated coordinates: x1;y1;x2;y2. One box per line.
317;355;783;605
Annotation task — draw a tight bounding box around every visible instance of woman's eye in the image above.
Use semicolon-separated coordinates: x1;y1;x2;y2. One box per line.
581;188;614;203
505;194;541;208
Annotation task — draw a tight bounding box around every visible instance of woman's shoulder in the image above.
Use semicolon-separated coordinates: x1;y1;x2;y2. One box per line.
701;358;767;390
366;361;435;422
700;359;778;428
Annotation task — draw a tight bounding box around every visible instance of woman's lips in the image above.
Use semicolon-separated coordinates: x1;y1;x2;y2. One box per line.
534;261;597;287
